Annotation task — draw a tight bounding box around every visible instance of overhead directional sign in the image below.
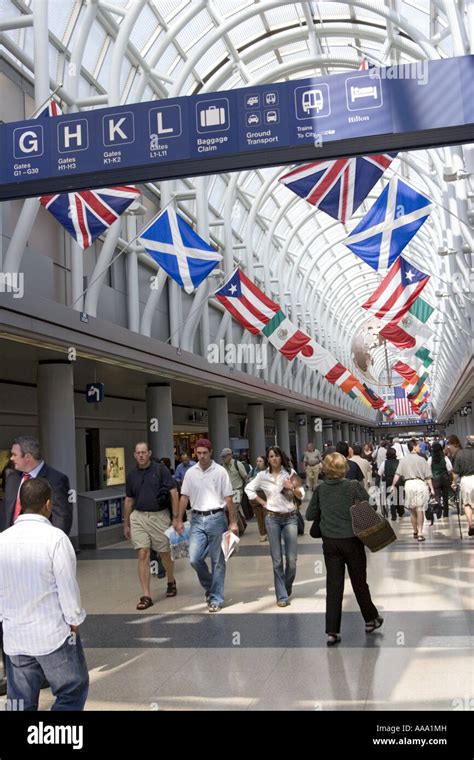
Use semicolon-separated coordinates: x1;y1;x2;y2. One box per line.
86;383;105;403
1;55;473;201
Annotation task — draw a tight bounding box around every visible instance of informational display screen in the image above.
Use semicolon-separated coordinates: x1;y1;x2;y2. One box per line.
0;55;473;200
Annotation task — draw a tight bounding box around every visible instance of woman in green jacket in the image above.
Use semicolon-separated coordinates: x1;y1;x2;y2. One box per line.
306;452;383;646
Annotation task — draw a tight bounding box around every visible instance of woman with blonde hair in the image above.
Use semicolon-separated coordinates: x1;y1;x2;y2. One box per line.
306;452;382;646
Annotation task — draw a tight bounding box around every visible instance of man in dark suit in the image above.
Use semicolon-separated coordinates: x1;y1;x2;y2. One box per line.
0;436;72;696
1;436;72;535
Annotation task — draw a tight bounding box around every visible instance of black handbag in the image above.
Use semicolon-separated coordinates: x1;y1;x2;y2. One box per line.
350;499;397;552
296;509;305;535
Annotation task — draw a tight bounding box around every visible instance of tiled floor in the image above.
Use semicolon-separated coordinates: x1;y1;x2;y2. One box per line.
36;507;474;711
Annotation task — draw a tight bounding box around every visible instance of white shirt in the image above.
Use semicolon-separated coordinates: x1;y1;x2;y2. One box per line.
245;468;304;514
350;455;372;490
0;514;86;656
181;460;233;511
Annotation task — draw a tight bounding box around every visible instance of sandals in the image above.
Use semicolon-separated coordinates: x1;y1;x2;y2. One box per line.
136;595;153;610
417;535;426;542
166;581;177;597
327;634;341;647
366;616;384;633
413;531;418;538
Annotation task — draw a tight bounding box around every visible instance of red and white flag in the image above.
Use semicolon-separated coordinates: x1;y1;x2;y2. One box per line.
362;256;429;324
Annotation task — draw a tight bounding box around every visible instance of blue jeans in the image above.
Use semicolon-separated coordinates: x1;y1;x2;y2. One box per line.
6;633;89;711
265;512;298;602
189;510;227;606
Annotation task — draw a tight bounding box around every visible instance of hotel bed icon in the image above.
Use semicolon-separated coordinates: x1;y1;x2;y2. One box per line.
350;85;378;101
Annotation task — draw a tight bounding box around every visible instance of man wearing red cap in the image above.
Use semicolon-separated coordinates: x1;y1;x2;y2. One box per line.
174;439;238;612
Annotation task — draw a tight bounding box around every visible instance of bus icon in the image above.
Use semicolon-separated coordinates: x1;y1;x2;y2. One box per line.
302;89;324;113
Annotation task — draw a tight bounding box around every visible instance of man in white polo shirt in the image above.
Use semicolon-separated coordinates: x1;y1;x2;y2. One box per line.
174;439;238;612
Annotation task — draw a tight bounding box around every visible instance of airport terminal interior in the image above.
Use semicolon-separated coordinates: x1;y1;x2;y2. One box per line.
0;0;473;712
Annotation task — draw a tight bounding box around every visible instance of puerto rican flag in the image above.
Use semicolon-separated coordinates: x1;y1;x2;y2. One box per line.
40;186;140;249
279;153;395;224
215;269;280;334
362;256;430;324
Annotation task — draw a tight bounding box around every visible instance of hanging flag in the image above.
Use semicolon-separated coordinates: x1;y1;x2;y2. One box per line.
216;269;390;414
414;347;433;368
40;186;140;250
279;153;395;224
394;387;412;417
345;178;433;270
261;311;312;360
215;269;279;334
361;382;385;409
393;360;419;383
379;295;434;350
36;99;140;249
361;256;429;324
139;208;222;294
32;98;62;118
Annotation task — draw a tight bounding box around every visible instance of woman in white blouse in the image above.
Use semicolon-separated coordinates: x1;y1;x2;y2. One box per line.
245;447;304;607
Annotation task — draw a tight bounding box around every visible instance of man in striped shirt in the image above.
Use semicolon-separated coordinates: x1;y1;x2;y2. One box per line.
0;478;89;710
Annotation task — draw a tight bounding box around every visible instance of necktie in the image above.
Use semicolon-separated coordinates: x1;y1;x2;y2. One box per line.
13;473;31;522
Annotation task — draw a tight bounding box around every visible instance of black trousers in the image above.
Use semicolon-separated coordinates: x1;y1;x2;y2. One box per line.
433;474;451;514
322;536;378;634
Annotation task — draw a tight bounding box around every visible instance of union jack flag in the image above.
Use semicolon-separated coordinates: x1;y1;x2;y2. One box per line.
279;153;396;224
40;186;140;249
32;99;62;118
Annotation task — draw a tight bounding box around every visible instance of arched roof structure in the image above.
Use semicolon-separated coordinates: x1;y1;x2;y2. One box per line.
1;0;472;422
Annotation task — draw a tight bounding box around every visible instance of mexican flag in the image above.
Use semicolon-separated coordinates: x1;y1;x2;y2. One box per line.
261;310;312;360
379;296;434;354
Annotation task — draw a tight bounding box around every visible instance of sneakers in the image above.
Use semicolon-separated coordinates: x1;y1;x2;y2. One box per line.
208;603;222;613
365;616;384;633
276;600;290;607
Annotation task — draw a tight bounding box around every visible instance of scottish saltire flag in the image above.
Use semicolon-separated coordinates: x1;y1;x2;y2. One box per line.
394;387;412;417
279;153;395;224
41;186;140;249
362;256;429;324
215;269;279;333
139;208;222;294
345;178;433;270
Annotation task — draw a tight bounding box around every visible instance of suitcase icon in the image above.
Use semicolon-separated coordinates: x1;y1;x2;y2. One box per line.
200;105;226;127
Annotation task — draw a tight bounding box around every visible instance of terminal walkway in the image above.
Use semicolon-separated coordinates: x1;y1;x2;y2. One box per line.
38;506;473;712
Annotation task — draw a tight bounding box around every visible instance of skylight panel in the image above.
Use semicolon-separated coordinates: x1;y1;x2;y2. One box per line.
82;22;107;74
46;0;76;41
130;4;160;51
227;15;266;46
174;8;215;52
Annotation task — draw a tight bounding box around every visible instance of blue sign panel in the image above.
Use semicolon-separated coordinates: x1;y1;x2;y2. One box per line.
0;55;473;200
86;383;105;403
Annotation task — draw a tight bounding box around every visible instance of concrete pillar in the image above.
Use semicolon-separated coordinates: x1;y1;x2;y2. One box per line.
295;413;308;469
208;396;229;458
37;362;78;548
247;403;266;464
275;409;290;454
341;422;350;443
313;417;324;453
146;384;174;462
323;418;333;444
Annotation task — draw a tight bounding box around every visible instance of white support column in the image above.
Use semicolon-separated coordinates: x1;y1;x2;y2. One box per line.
275;409;290;454
247;403;266;463
208;396;230;457
295;414;308;470
146;384;174;462
37;361;78;548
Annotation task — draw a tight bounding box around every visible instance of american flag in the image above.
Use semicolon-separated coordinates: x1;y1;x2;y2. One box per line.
279;153;395;224
40;186;140;249
215;269;280;334
394;386;412;417
362;256;429;324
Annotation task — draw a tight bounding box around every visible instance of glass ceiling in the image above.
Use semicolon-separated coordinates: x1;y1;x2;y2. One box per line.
0;0;472;420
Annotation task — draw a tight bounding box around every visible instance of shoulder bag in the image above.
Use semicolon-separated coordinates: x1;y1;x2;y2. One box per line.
350;497;397;552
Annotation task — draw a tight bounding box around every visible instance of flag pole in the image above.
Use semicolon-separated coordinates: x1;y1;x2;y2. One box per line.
29;83;63;119
70;201;174;309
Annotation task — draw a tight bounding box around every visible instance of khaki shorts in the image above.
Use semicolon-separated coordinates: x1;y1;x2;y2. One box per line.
404;480;429;512
460;475;474;507
130;509;171;553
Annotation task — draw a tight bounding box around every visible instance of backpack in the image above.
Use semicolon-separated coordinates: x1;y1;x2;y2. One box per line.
233;459;248;487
